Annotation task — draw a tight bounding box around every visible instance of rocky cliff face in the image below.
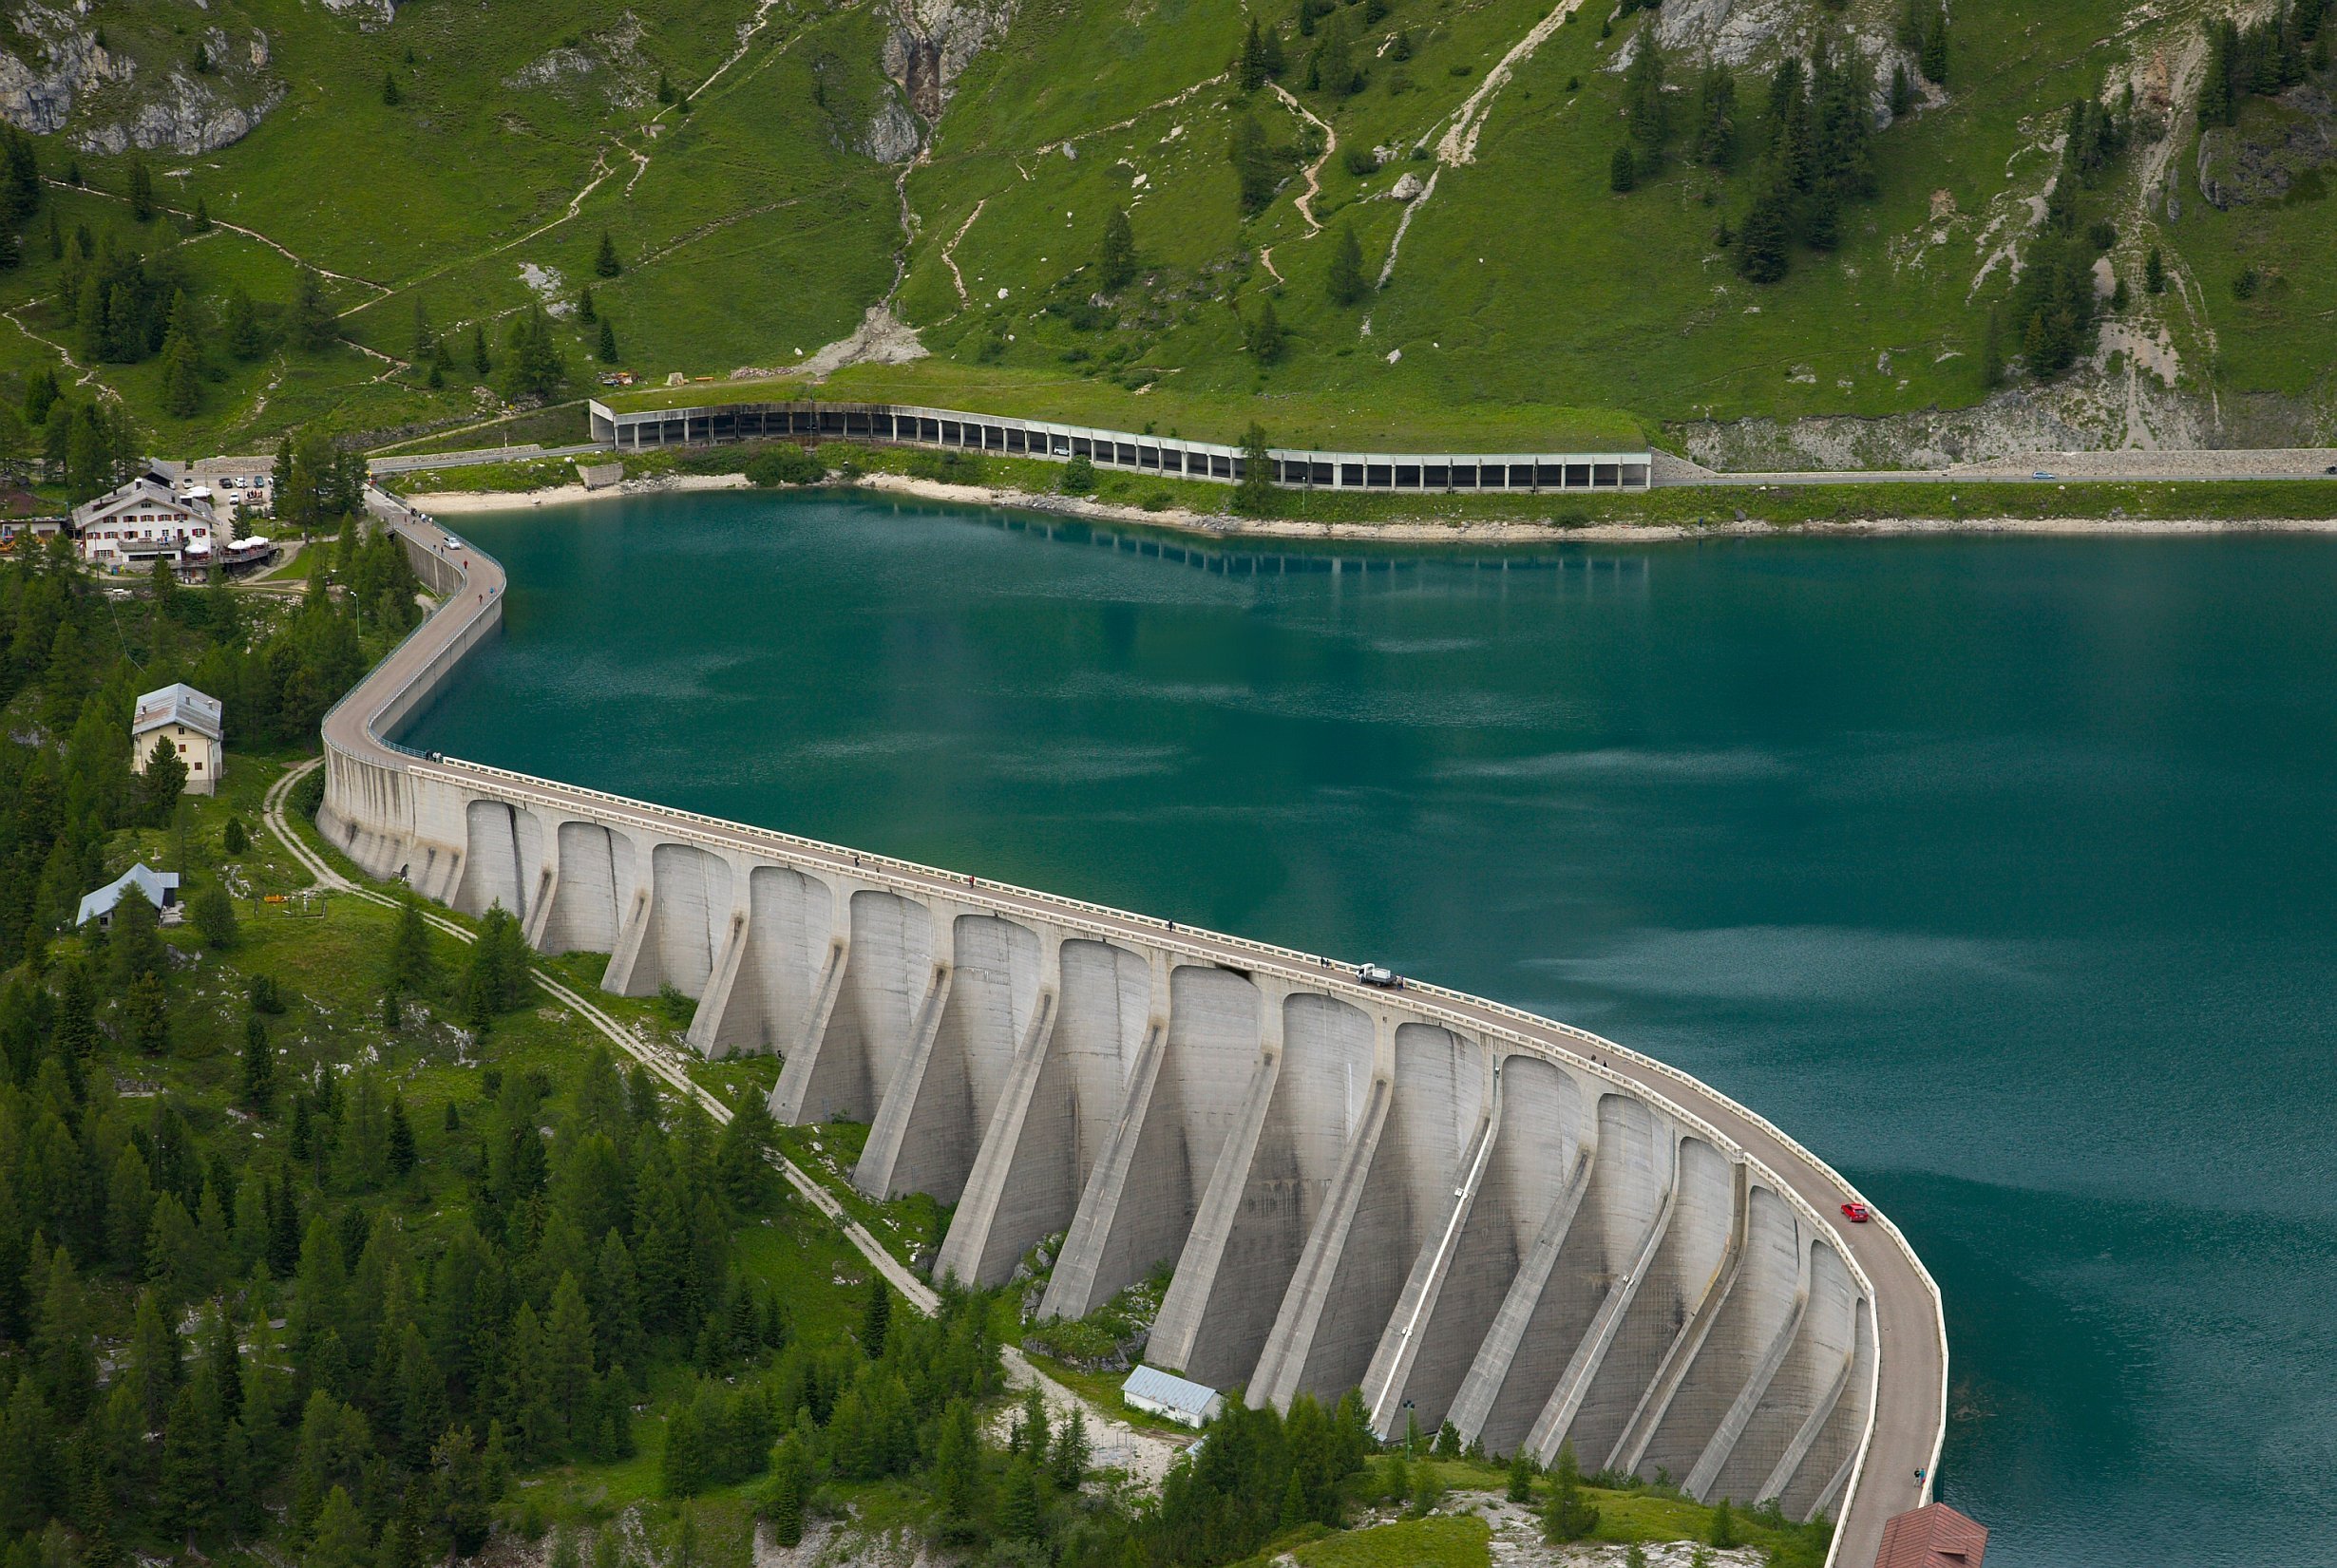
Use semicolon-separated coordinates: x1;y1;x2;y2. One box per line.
0;5;135;135
0;4;282;154
882;0;1015;119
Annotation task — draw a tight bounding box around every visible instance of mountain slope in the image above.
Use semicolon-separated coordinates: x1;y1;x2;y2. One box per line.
1;0;2330;460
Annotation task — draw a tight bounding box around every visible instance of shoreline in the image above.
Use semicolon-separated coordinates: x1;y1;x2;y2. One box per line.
402;467;2337;540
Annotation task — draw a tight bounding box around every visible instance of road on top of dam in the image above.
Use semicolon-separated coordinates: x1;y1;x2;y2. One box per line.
339;496;1946;1568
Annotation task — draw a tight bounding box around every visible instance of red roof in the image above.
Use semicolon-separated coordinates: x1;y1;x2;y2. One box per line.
1875;1503;1988;1568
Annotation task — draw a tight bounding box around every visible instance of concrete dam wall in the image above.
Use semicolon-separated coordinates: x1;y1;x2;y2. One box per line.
321;496;1946;1564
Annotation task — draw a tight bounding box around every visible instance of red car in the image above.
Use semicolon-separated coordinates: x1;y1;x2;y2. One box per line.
1840;1201;1872;1223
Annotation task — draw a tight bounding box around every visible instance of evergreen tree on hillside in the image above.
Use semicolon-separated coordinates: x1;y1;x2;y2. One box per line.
382;71;402;105
0;124;40;223
1228;112;1282;212
1920;3;1949;83
242;1013;275;1111
1239;16;1272;91
598;319;618;363
224;285;266;359
1244;298;1285;364
293;270;337;351
499;306;566;399
2144;245;2165;293
1696;63;1738;167
1609;144;1637;192
129;158;154;221
161;315;203;417
1325;223;1366;304
410;297;437;364
1542;1440;1599;1540
595;231;622;277
470;322;491;375
1233;422;1277;516
1098;205;1137;289
1625;30;1669;161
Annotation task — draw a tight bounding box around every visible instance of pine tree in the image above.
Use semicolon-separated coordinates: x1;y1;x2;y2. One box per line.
388;1094;416;1177
596;231;622;277
931;1399;988;1543
409;297;436;363
1890;61;1912;116
1625;29;1669;160
999;1450;1043;1540
129;159;154;221
1325;223;1366;304
1239;16;1271;92
388;897;434;997
1920;4;1949;84
1609;144;1637;192
293;270;337;351
1734;185;1793;282
192;196;211;231
382;71;402;105
1696;63;1738;167
2144;245;2166;293
224;285;265;359
125;972;172;1054
861;1275;892;1356
162;315;205;416
765;1434;808;1545
310;1484;372;1568
1708;1496;1739;1548
1234;422;1277;516
1052;1405;1089;1490
1244;298;1285;365
470;322;491;375
1508;1446;1535;1502
1098;205;1137;289
1228;112;1281;213
598;319;618;364
1542;1439;1600;1541
578;285;597;323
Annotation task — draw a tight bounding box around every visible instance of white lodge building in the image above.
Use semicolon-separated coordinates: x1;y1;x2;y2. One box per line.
133;683;225;796
72;473;225;569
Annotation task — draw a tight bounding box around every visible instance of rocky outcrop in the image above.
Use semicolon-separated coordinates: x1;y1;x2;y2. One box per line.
864;97;921;162
321;0;397;30
1;5;282;155
2197;84;2337;208
1624;0;1914;123
0;6;135;135
503;13;654;108
1671;375;2215;469
881;0;1015;118
75;72;287;155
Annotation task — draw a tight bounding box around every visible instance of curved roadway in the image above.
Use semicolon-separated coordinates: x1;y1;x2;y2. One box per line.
341;490;1946;1568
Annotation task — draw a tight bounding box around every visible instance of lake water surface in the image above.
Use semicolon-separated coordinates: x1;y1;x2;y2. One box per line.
408;492;2337;1567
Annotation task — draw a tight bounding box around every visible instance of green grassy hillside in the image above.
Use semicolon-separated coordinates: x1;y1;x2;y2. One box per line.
1;0;2330;462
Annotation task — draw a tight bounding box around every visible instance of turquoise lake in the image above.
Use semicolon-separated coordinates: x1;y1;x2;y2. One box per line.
407;491;2337;1566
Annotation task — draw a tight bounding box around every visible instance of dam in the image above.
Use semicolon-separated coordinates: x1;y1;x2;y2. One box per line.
326;491;1946;1567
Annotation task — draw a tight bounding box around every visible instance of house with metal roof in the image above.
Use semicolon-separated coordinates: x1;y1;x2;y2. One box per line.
133;683;225;796
76;863;180;927
1121;1365;1222;1428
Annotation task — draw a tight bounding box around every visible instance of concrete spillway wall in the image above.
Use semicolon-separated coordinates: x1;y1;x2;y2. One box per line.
319;499;1947;1565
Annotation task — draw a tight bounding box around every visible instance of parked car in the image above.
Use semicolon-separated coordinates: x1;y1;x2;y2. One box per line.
1357;963;1403;990
2031;470;2057;481
1840;1201;1872;1223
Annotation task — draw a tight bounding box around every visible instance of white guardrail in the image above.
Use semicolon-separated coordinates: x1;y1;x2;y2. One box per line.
352;494;1946;1562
